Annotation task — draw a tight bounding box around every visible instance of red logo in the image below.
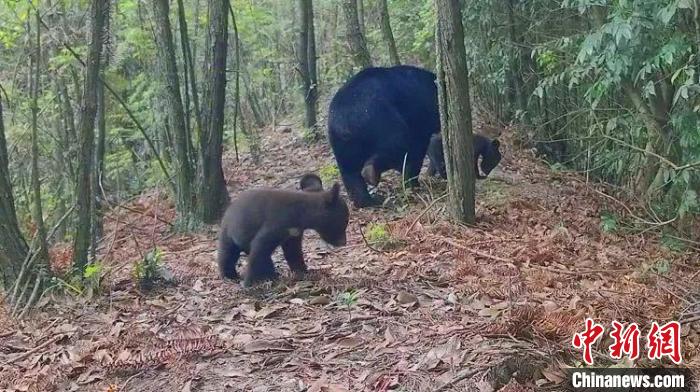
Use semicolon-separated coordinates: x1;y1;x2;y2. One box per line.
647;321;682;364
609;321;641;360
572;318;605;365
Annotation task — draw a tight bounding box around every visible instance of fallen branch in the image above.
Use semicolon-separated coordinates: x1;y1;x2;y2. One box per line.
7;334;65;364
405;193;448;235
359;225;385;254
441;237;513;263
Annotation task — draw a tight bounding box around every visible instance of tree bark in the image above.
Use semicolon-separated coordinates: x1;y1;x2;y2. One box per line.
29;13;49;265
153;0;196;224
0;93;29;290
177;0;201;160
436;0;476;224
92;5;110;258
342;0;372;69
378;0;400;65
198;0;230;223
296;0;318;133
72;0;107;271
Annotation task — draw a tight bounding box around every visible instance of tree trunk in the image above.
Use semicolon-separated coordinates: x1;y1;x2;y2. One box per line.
296;0;318;133
153;0;196;224
177;0;201;160
72;0;107;272
342;0;372;69
92;6;110;259
357;0;365;36
378;0;400;65
29;13;49;266
0;94;29;290
198;0;230;224
435;0;476;224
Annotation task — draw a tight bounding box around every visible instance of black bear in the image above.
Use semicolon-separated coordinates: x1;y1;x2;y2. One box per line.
426;133;502;179
217;179;349;287
328;65;440;207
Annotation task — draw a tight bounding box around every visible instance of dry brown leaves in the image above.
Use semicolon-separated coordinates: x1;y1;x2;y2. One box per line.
1;123;698;391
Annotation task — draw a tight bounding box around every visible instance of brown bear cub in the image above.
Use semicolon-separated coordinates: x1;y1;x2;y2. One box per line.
217;174;349;287
298;173;323;192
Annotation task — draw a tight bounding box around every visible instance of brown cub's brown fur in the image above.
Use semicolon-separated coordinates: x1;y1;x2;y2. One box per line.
299;173;323;192
217;180;349;286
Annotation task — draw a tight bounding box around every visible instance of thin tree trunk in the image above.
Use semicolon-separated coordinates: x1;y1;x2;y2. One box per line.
72;0;107;272
378;0;400;65
177;0;201;159
229;3;241;161
296;0;318;133
435;0;476;224
29;12;49;266
198;0;230;223
0;92;29;289
153;0;196;224
342;0;372;69
92;5;110;259
357;0;365;36
307;0;318;132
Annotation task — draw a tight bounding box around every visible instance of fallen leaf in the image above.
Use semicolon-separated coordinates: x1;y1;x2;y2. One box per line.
309;296;331;305
335;335;363;349
242;339;294;353
397;291;418;305
255;305;286;319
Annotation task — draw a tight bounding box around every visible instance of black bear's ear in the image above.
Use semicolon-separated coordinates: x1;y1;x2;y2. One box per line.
326;183;341;204
492;139;501;149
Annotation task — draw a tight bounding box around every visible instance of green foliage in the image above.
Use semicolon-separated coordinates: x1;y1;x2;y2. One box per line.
660;233;686;252
365;222;403;250
600;212;618;233
52;261;106;297
336;289;359;308
319;163;340;185
133;248;165;290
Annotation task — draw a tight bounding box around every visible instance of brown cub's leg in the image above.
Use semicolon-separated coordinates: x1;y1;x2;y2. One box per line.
282;235;307;278
244;229;283;287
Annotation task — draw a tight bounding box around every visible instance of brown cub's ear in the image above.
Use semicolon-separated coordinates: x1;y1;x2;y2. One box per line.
325;182;341;205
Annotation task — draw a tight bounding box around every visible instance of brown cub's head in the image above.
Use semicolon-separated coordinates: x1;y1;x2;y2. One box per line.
317;183;349;246
299;173;323;192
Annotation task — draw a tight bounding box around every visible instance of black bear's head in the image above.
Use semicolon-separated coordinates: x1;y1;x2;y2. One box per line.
317;183;349;246
477;139;501;179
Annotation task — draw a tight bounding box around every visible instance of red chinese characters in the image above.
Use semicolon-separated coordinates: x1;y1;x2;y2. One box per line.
572;319;683;365
572;318;605;365
646;321;682;364
608;321;641;360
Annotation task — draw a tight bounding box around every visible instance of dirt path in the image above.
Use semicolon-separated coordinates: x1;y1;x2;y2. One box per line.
2;126;698;392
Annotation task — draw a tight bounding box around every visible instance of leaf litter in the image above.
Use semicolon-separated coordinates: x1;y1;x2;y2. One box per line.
1;121;699;391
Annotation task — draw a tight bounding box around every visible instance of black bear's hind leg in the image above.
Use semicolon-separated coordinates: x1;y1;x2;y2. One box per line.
217;234;241;280
282;235;307;279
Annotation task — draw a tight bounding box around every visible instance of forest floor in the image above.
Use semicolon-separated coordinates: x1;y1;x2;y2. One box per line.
2;121;700;392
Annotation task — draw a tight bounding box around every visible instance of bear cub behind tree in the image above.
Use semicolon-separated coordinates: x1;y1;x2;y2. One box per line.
217;174;349;287
426;133;502;179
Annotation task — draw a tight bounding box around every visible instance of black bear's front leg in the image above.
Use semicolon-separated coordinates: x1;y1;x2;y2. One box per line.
244;229;283;287
341;170;381;208
281;235;307;278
